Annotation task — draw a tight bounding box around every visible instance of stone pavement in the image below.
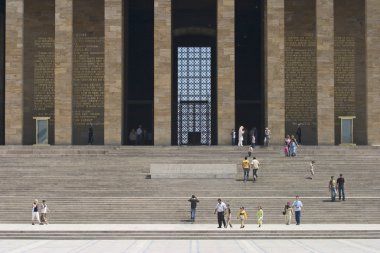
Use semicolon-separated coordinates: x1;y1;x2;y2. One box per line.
0;224;380;253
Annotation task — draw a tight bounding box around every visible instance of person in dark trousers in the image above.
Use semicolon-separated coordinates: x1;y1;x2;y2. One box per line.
296;124;302;144
231;129;236;145
337;174;346;201
292;195;303;225
214;198;227;228
188;195;199;222
88;123;94;144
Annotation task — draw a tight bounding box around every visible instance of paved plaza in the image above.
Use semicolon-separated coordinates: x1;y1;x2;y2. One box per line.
2;239;380;253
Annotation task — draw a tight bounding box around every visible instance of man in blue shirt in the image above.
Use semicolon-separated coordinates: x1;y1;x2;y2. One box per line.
292;195;303;225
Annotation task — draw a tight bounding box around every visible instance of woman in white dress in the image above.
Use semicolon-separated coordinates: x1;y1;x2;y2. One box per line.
238;126;244;147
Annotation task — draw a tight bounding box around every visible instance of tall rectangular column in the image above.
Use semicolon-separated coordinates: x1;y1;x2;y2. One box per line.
266;0;285;144
55;0;72;144
5;0;23;144
317;0;334;144
104;0;122;145
154;0;171;145
217;0;235;145
367;0;380;145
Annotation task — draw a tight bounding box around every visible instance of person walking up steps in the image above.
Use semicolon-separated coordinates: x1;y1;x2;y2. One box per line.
251;157;260;182
306;161;315;179
242;157;250;183
188;195;199;222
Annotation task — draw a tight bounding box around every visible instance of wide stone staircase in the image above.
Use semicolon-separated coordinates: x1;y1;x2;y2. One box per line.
0;145;379;239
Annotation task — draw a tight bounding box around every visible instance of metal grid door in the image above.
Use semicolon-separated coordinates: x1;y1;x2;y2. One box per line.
177;47;212;145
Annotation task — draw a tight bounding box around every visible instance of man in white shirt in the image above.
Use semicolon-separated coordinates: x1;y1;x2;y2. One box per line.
251;157;260;181
214;198;227;228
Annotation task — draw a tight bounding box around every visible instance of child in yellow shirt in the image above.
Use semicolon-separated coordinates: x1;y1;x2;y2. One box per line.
237;207;248;228
256;206;264;227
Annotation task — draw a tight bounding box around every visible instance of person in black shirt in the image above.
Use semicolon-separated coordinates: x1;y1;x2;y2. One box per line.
188;195;199;222
337;174;345;201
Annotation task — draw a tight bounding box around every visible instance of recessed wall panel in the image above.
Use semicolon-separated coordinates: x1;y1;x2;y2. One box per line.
73;0;104;145
23;0;55;145
334;0;366;144
284;0;317;145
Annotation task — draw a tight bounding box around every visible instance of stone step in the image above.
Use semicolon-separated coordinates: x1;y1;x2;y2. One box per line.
0;230;379;240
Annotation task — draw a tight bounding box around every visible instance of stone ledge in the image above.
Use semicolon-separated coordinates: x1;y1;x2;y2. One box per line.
150;164;237;179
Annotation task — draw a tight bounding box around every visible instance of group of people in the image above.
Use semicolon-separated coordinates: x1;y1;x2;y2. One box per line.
128;125;152;145
284;134;299;157
241;156;260;182
31;199;49;225
214;199;264;228
189;196;304;228
328;174;346;201
232;126;270;147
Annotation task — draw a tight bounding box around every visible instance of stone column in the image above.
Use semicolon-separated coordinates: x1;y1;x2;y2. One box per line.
55;0;72;144
5;0;23;144
154;0;171;145
104;0;122;145
366;0;380;145
217;0;235;145
316;0;334;144
266;0;285;144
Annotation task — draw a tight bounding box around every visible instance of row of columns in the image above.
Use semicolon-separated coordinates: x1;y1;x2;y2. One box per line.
4;0;380;145
267;0;380;145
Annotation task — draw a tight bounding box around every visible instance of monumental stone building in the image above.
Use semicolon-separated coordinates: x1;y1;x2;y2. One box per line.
1;0;379;146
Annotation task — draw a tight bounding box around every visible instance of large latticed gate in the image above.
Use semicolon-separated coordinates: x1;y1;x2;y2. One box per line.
177;47;212;145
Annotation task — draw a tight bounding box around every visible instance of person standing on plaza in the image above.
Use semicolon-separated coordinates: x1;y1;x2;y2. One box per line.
242;157;250;183
32;199;41;225
264;127;271;146
337;174;346;201
225;203;232;228
40;200;49;225
231;129;236;145
214;198;227;228
237;206;247;228
256;206;264;228
188;195;199;222
329;176;337;201
292;195;303;225
251;157;260;182
238;126;245;147
283;201;294;225
136;125;143;145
